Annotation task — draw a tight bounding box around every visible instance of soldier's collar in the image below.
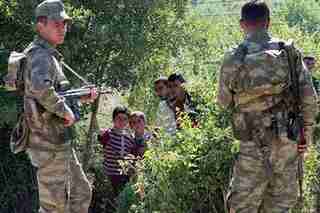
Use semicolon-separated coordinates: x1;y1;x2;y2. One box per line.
245;29;271;43
33;35;63;59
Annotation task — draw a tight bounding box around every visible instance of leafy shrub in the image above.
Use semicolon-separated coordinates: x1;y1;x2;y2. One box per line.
276;0;320;36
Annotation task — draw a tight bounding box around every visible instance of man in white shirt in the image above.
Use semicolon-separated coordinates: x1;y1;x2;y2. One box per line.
154;77;176;135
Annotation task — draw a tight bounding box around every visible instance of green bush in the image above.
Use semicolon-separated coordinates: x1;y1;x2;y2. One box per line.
1;1;320;212
116;11;320;213
276;0;320;36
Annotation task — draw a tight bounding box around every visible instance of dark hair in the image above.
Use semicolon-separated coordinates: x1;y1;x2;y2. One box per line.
36;16;48;24
168;73;186;83
154;76;168;85
241;1;270;22
112;106;129;121
303;56;315;61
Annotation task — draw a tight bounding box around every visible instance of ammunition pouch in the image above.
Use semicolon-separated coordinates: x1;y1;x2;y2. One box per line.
232;110;274;178
232;110;275;142
232;111;251;141
10;113;30;154
232;101;296;142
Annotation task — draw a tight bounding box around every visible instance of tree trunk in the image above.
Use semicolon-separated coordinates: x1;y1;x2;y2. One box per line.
82;94;101;172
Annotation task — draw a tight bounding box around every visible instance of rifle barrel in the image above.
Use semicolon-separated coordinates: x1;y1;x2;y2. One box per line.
59;88;112;98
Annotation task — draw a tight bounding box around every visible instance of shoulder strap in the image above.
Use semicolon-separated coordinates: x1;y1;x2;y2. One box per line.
16;45;40;93
61;61;90;85
236;42;248;61
279;40;301;106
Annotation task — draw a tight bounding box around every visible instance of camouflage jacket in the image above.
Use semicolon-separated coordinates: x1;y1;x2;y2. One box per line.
217;29;318;136
24;36;72;147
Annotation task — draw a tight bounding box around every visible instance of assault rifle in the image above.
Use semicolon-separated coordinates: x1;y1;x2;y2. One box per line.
280;40;306;210
58;86;111;121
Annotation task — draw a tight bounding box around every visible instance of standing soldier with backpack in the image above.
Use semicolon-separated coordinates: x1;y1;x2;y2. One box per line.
6;0;97;212
217;1;318;212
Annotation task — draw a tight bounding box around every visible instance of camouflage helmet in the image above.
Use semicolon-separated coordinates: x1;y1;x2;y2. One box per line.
35;0;71;21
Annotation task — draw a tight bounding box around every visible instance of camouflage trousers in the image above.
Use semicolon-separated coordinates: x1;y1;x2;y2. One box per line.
227;136;299;213
27;142;92;213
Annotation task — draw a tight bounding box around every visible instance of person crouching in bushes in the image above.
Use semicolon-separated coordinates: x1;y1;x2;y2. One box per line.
168;73;199;128
129;111;151;157
99;106;137;196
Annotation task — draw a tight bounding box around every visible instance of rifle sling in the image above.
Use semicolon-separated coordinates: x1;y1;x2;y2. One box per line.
280;41;305;209
61;61;90;86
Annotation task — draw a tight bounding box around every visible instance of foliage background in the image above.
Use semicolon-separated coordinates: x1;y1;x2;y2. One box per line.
0;0;319;212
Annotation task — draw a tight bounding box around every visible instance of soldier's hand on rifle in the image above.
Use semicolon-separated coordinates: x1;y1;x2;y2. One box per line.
80;87;98;104
64;108;76;127
297;143;308;154
298;126;313;154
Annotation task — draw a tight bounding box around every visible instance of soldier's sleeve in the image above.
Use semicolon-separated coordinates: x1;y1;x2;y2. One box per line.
28;50;69;119
297;51;318;127
217;50;236;108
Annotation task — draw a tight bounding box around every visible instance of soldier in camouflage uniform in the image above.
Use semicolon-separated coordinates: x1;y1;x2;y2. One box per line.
23;0;96;212
217;1;318;213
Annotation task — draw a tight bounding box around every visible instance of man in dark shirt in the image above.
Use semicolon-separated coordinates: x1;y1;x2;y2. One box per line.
168;73;198;128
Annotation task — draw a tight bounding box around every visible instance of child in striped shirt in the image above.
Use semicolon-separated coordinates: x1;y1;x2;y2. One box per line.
99;106;136;195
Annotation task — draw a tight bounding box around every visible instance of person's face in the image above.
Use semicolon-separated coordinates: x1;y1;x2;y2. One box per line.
155;81;169;98
129;116;145;136
37;19;67;46
113;113;129;129
169;80;185;101
304;58;316;71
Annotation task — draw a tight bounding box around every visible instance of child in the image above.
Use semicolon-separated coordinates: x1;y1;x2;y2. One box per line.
129;111;150;156
99;106;136;195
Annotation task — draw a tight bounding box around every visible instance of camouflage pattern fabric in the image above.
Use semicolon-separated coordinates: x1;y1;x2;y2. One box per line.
24;36;71;144
217;29;318;212
27;145;91;213
228;136;298;212
227;111;298;213
24;36;92;213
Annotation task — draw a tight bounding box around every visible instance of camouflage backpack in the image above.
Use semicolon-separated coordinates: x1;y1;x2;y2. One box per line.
2;46;35;153
231;40;291;111
3;51;28;93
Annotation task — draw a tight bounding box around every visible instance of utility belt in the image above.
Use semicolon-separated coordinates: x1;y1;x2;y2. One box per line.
232;100;294;142
232;101;294;179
